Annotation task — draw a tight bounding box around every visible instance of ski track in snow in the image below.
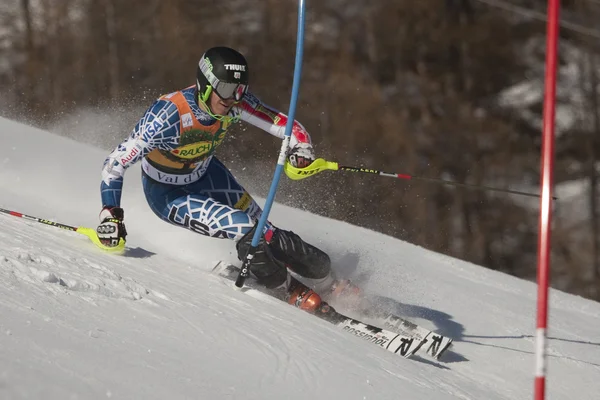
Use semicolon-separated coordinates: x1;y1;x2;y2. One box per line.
0;224;150;303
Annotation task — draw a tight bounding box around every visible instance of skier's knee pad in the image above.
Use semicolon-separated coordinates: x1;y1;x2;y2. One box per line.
236;225;287;289
269;229;331;280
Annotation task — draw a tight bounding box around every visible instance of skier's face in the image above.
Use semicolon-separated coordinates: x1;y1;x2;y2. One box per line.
209;91;235;116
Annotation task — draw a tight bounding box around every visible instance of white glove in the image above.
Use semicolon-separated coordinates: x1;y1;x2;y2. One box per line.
96;206;127;247
287;142;315;168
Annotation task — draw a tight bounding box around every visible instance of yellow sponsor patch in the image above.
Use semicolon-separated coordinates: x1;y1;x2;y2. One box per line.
172;141;213;159
234;192;253;211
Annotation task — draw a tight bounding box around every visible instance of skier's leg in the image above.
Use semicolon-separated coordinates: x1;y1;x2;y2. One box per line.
267;228;333;288
194;158;335;290
235;218;340;299
142;178;251;238
141;159;287;288
269;229;360;304
142;158;340;298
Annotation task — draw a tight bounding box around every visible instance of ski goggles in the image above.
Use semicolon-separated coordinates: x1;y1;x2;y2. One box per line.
199;57;248;101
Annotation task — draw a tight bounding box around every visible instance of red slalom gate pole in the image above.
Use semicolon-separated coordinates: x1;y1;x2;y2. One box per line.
535;0;560;399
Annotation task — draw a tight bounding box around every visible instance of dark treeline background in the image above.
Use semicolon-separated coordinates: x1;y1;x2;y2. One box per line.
1;0;599;300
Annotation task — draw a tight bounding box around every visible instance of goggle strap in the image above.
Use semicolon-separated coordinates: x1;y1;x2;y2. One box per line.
201;85;212;103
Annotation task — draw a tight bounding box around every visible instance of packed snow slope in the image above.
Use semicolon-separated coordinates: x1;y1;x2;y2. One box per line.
0;117;598;400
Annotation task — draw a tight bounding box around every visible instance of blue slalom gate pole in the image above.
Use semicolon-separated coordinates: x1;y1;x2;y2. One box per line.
235;0;306;288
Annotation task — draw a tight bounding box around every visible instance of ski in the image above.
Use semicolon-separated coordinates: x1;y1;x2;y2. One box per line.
212;261;452;360
381;315;453;360
315;305;427;358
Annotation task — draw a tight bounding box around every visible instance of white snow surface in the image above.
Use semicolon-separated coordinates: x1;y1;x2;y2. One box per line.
0;117;598;400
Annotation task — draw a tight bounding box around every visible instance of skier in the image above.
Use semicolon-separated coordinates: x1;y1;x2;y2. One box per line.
97;46;356;312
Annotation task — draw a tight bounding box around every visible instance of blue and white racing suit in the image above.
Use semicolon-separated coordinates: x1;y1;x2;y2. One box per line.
100;85;312;241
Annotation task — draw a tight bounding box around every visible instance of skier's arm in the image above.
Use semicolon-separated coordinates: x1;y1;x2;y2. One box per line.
235;91;312;149
100;100;179;207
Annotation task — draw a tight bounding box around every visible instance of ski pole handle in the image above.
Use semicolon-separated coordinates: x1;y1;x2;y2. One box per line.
0;207;125;252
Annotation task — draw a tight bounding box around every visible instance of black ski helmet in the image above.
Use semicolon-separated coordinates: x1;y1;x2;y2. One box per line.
196;47;249;103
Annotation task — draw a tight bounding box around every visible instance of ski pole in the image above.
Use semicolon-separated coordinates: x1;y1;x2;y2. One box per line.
284;158;558;200
235;0;307;288
0;207;125;252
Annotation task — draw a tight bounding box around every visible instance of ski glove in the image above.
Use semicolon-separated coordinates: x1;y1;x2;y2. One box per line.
287;142;316;168
97;206;127;247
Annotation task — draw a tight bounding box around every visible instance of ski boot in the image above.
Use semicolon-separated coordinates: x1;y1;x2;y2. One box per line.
236;225;331;289
285;278;346;323
286;278;323;312
266;227;360;304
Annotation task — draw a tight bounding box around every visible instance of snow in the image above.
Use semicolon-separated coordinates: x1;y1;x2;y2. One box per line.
0;116;599;400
